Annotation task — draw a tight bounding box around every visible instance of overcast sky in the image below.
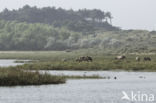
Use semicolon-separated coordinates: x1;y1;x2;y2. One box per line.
0;0;155;30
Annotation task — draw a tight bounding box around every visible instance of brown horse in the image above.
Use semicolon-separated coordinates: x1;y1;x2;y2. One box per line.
76;56;93;62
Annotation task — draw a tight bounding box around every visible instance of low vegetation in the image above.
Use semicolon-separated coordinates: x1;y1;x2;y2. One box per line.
0;51;154;71
0;57;107;86
0;69;65;86
14;59;156;71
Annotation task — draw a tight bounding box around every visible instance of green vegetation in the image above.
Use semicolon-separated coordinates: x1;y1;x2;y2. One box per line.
0;5;155;73
0;69;65;86
15;59;156;71
0;5;155;87
0;5;155;52
0;67;105;86
0;5;117;33
0;20;80;50
0;19;155;52
98;30;156;53
0;51;155;72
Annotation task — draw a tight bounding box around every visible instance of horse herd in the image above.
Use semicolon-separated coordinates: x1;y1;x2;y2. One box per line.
62;55;152;62
78;55;151;62
114;55;152;61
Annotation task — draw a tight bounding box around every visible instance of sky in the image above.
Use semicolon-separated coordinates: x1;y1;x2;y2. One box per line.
0;0;155;30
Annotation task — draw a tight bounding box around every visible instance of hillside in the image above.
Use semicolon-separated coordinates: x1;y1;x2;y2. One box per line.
94;30;156;53
0;5;155;52
0;19;156;52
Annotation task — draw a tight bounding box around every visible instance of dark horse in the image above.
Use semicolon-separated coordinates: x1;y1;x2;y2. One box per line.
76;56;93;62
144;57;151;61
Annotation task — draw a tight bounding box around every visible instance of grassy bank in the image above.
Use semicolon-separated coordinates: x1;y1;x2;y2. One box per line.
0;51;156;71
0;69;65;86
14;60;156;71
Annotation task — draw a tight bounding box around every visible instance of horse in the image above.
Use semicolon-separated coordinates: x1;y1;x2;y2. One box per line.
136;56;140;61
115;55;126;60
144;57;151;61
76;56;93;62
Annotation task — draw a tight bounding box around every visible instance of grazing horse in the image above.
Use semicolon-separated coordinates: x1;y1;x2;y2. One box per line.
85;56;93;62
144;57;151;61
76;56;93;62
136;56;140;61
115;55;126;60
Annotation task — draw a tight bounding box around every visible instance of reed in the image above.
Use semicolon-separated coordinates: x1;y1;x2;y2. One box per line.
0;69;66;86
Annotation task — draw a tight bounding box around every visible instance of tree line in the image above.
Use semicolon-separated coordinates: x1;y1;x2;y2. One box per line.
0;19;121;51
0;19;155;52
0;20;81;50
0;5;119;34
0;5;121;51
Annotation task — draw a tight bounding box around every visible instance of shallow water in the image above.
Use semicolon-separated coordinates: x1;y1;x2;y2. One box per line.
0;71;156;103
0;59;24;67
40;70;156;81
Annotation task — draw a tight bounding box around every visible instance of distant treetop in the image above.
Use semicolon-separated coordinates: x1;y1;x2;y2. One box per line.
0;5;119;32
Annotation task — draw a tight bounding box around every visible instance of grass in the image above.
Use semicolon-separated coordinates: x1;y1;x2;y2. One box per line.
0;51;75;61
0;67;105;86
0;51;156;71
13;60;156;71
0;69;66;86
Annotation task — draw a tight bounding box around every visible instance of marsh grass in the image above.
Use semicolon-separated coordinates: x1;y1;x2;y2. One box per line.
12;59;156;72
0;67;106;86
0;69;66;86
0;51;156;71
